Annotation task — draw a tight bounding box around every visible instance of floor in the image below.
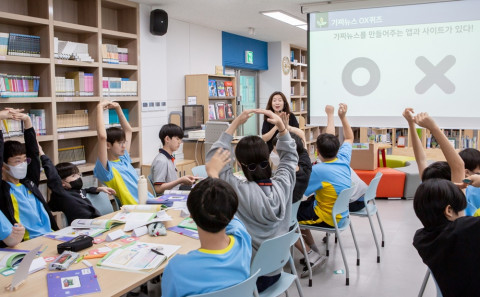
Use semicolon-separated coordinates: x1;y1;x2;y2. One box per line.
287;199;438;297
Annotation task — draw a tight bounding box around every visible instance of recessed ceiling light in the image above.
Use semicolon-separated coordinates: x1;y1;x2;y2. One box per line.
296;25;308;31
260;11;306;26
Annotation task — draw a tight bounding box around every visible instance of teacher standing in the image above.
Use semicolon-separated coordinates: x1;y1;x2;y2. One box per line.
262;91;299;152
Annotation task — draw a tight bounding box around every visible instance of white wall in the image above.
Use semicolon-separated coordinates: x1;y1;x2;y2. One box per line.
139;4;222;164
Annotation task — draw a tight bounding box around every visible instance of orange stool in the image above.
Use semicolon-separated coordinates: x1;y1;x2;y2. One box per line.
354;167;406;198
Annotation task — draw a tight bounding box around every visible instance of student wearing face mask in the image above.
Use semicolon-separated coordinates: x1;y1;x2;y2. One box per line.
38;144;116;225
0;108;58;241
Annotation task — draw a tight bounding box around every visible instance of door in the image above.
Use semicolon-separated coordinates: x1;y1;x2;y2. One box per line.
236;70;259;136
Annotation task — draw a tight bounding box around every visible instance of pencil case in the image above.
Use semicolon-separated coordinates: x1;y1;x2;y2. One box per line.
57;235;94;253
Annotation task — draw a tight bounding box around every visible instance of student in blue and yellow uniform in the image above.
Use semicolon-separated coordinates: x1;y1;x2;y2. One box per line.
94;100;153;205
161;177;252;297
296;103;353;277
0;211;25;247
0;108;58;241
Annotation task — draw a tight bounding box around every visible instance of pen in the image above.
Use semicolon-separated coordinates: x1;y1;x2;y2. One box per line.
150;248;164;256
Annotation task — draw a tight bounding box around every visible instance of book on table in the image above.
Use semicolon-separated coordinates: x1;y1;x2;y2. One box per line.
70;218;125;230
44;226;108;242
0;248;46;276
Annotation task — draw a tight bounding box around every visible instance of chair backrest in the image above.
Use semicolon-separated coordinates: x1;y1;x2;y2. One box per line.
331;187;354;218
364;172;383;204
188;269;261;297
147;175;157;196
192;165;208;178
86;192;114;215
251;227;299;276
290;200;301;228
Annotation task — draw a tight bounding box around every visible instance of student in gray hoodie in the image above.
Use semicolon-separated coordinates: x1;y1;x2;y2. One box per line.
205;109;298;292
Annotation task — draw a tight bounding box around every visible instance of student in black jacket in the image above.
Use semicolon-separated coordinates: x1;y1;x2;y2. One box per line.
0;108;58;241
39;144;116;225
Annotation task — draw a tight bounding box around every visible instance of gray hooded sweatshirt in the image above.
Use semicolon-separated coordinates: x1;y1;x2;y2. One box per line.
206;132;298;253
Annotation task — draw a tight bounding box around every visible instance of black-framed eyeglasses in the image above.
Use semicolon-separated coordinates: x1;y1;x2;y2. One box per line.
241;160;269;171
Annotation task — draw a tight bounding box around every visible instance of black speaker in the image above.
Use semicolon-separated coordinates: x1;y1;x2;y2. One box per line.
150;9;168;36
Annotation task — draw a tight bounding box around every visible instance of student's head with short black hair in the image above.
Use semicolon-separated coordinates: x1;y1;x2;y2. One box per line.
414;178;466;229
316;133;340;160
106;127;126;145
55;162;80;180
159;124;184;146
422;161;451;181
235;136;272;182
187;177;238;233
459;148;480;175
3;140;26;163
273;133;304;156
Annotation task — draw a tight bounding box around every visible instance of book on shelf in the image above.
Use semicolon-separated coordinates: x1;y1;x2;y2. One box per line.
216;81;226;97
0;118;23;137
224;80;234;96
208;104;216;120
0;33;8;56
118;47;129;64
215;102;226;120
29;109;47;135
208;79;217;97
102;44;128;64
103;108;130;128
0;74;40;98
58;146;86;165
225;103;234;119
55;73;94;97
55;39;93;62
102;77;137;97
57;110;89;132
7;33;40;57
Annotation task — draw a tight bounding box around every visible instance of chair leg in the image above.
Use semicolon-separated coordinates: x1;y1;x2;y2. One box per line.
325;233;330;257
296;225;312;286
288;255;305;297
418;269;430;297
335;235;338;244
334;230;350;286
376;211;386;247
366;211;381;263
349;221;360;266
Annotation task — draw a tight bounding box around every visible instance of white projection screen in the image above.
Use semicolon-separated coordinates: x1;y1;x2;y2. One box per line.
308;0;480;129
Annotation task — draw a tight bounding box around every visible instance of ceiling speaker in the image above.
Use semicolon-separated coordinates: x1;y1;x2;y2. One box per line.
150;9;168;36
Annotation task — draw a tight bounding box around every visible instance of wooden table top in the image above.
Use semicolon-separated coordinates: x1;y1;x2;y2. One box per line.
1;209;200;297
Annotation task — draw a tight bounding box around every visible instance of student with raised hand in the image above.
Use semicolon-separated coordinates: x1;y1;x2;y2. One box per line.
402;108;464;183
0;108;58;241
39;142;116;225
151;124;198;195
206;109;298;293
296;103;353;277
0;213;25;247
262;91;299;152
94;100;153;205
161;176;252;297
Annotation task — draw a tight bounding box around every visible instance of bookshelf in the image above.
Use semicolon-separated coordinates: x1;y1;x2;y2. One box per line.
289;45;308;121
0;0;142;180
185;74;237;123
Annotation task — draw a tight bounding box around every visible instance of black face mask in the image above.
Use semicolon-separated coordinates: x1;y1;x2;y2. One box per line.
69;177;83;190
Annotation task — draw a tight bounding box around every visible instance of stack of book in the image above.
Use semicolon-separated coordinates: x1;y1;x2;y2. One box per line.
0;33;41;57
54;38;94;62
207;79;234;97
103;108;130;128
102;44;129;64
0;109;46;136
102;77;137;96
55;72;94;97
58;145;86;165
0;33;8;56
0;118;23;137
57;110;89;132
208;103;234;120
0;74;40;97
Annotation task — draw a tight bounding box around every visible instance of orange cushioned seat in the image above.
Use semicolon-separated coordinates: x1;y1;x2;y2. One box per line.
354;167;406;198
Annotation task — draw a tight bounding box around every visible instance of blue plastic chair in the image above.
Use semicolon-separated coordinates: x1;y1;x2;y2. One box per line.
299;187;359;286
188;269;261;297
147;174;159;196
86;192;114;215
192;165;208;178
291;200;313;287
251;226;304;297
351;172;385;263
418;269;443;297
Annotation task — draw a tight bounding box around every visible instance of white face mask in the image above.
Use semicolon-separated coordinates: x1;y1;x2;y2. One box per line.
6;162;28;180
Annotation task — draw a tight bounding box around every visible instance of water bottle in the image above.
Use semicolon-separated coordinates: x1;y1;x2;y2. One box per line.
138;175;148;204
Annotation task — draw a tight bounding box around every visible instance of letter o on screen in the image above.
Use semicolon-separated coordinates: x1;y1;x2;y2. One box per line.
342;57;380;96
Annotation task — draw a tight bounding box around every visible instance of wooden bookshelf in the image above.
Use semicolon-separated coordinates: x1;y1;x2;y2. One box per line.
185;74;237;124
0;0;142;179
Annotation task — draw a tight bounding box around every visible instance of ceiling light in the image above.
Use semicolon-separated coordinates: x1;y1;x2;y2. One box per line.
261;11;306;26
296;25;308;30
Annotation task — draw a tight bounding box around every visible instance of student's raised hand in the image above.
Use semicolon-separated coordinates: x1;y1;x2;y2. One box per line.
257;109;285;131
206;148;231;178
325;105;334;115
97;187;116;195
0;108;22;120
109;101;120;109
414;112;437;130
98;100;112;109
338;103;348;119
37;140;45;156
232;110;255;126
402;108;415;124
280;112;290;131
11;112;30;122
